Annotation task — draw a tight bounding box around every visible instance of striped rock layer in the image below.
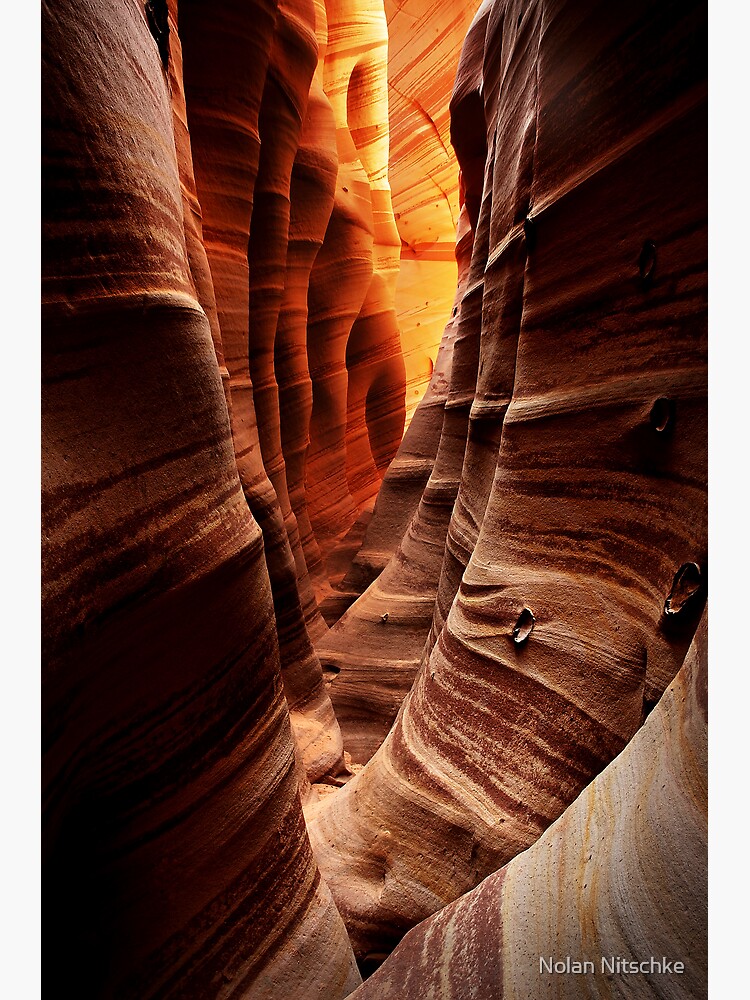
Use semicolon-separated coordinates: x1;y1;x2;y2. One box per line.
311;0;486;656
305;0;407;588
42;0;707;994
351;610;707;1000
386;0;483;424
42;1;363;996
310;0;707;960
312;0;488;745
277;0;339;615
180;0;346;784
317;203;476;761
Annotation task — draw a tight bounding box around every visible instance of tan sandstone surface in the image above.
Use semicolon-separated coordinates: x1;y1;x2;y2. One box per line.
350;610;708;999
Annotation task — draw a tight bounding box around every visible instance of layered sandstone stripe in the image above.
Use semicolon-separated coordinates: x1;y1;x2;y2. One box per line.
247;0;327;647
305;0;406;578
323;199;475;607
424;0;493;654
317;204;476;762
42;2;360;996
385;0;483;423
277;0;339;600
166;0;230;411
304;0;475;597
310;0;707;957
327;0;406;502
306;0;482;618
181;0;344;781
304;116;373;573
351;611;707;1000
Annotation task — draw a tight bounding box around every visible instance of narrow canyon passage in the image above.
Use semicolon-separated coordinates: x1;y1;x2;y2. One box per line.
42;1;707;998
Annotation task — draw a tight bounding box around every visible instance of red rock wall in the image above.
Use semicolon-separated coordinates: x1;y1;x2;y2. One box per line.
350;610;708;999
385;0;483;424
180;0;348;784
309;0;707;959
305;0;408;587
317;202;475;761
42;0;707;994
41;1;361;995
42;0;467;986
278;0;340;608
311;0;482;621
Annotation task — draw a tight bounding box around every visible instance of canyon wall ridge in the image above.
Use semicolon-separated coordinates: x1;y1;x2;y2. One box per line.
42;0;707;996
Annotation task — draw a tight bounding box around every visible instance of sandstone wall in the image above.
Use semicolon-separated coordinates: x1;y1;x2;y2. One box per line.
41;0;364;994
310;0;707;959
386;0;483;424
42;0;707;995
351;610;707;999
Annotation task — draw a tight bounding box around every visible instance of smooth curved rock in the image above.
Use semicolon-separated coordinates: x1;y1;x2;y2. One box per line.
310;0;707;958
42;0;708;992
334;0;406;502
318;204;476;762
181;0;344;782
351;610;707;999
305;0;406;584
425;0;508;657
41;2;360;995
306;0;478;616
305;140;373;574
277;0;339;609
248;0;327;647
166;0;231;410
385;0;483;423
309;0;489;758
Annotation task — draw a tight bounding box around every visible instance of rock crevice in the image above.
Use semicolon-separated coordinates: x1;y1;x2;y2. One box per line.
42;0;707;996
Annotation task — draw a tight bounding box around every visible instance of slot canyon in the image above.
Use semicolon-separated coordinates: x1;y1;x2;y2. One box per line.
42;0;707;998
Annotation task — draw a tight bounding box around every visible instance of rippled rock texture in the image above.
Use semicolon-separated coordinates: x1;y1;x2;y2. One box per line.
317;203;474;761
310;0;707;961
42;0;707;997
41;0;412;993
386;0;482;424
351;610;708;999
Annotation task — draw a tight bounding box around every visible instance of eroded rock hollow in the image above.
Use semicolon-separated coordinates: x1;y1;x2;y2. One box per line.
42;0;707;997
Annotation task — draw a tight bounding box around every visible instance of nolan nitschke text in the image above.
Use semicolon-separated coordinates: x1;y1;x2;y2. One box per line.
539;956;685;975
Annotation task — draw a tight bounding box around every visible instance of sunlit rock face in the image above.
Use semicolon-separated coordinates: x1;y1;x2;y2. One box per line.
305;0;407;589
310;0;707;960
314;0;487;749
42;0;707;995
180;0;345;785
309;0;483;635
317;202;475;762
350;610;707;1000
41;2;361;997
386;0;483;425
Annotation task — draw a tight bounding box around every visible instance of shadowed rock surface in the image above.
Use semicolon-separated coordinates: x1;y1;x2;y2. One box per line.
309;0;707;959
42;1;360;995
181;0;346;783
350;610;707;999
42;0;707;996
277;0;340;621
